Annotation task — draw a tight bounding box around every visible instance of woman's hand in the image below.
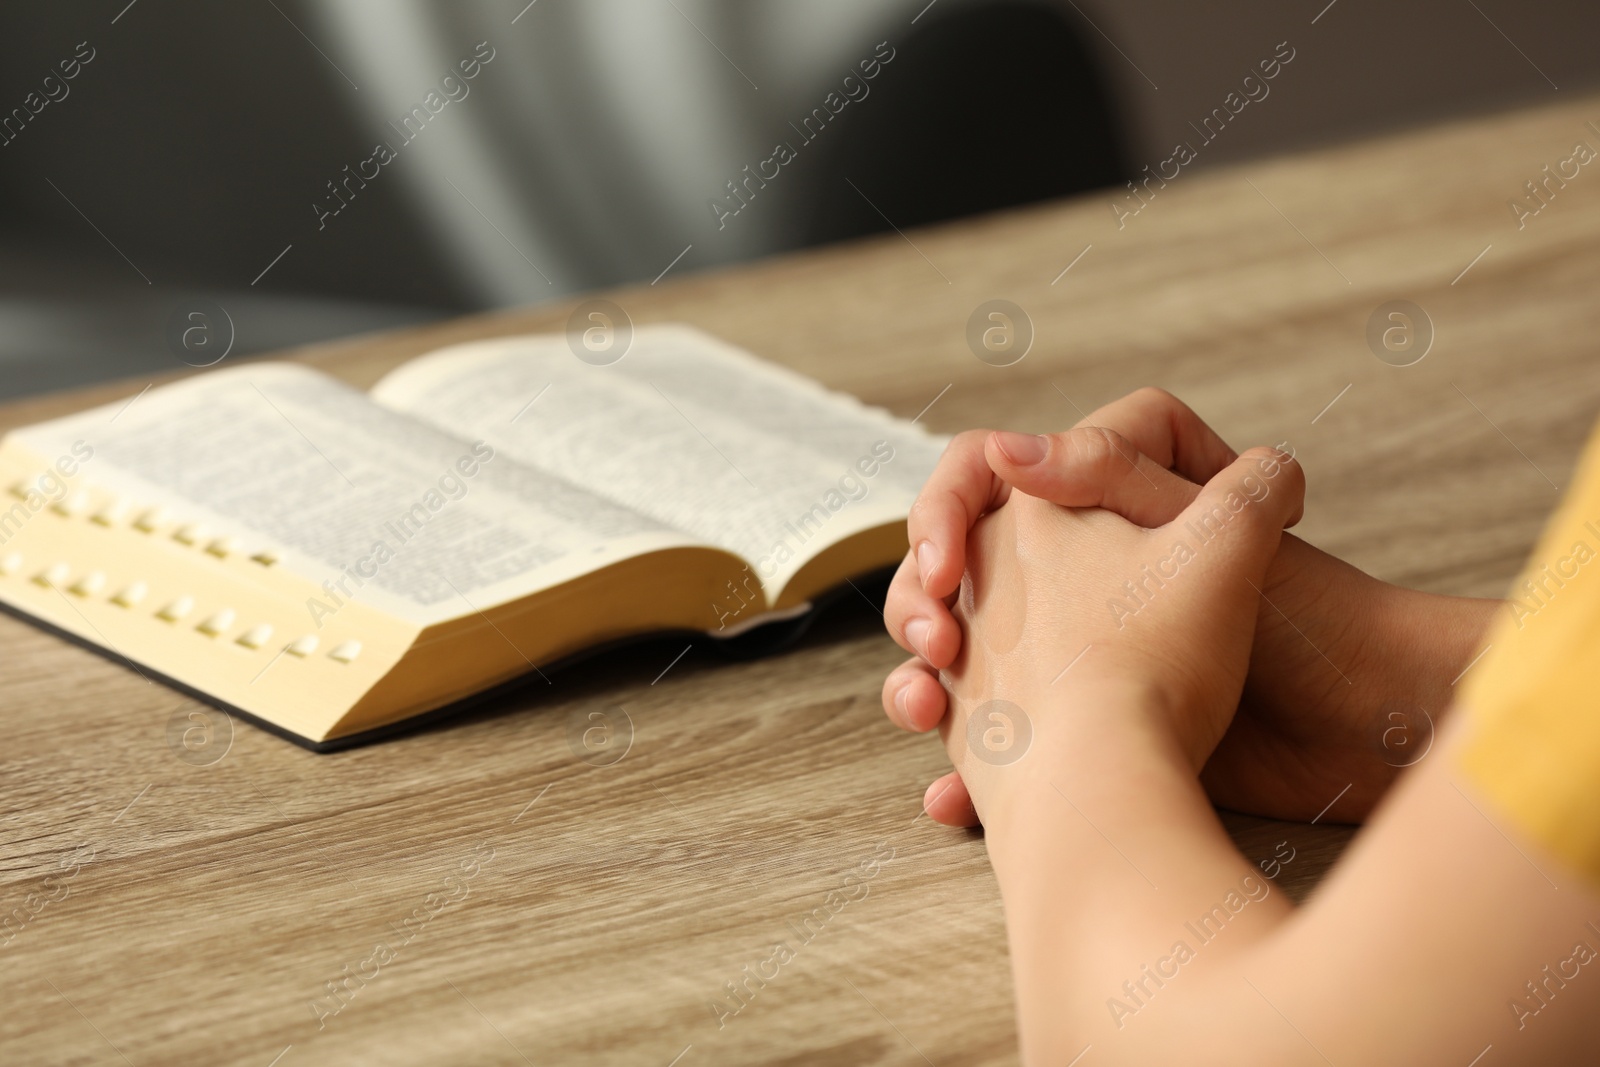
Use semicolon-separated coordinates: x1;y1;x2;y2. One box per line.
931;448;1306;829
884;389;1499;825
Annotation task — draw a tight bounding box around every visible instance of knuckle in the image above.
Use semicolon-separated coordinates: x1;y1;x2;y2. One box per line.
1099;425;1135;454
1132;385;1177;408
1070;425;1132;472
1243;445;1304;487
1132;385;1190;420
884;584;909;621
907;491;949;528
885;567;918;612
1279;460;1307;498
1068;424;1112;460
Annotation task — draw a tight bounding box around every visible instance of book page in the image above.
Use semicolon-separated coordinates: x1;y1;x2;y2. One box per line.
8;363;702;625
369;325;949;598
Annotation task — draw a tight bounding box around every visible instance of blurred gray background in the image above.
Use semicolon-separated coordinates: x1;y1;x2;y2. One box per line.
1;0;1595;398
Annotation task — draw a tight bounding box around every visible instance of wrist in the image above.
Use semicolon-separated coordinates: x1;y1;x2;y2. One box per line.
1366;584;1500;713
978;682;1195;871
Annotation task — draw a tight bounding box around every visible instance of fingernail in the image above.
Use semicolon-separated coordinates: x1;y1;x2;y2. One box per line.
993;431;1048;465
915;540;938;586
893;683;910;720
904;617;931;658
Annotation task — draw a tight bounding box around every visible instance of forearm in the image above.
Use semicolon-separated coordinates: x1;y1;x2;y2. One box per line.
978;698;1292;1065
1233;716;1600;1066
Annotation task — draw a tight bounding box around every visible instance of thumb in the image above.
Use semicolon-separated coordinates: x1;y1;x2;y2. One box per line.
987;426;1202;529
1166;446;1305;591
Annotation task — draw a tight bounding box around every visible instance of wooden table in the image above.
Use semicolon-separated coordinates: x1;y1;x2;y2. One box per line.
5;92;1600;1066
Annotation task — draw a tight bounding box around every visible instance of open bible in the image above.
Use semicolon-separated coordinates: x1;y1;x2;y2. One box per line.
0;325;946;748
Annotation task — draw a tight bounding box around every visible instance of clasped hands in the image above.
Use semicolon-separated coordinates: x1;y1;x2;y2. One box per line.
880;388;1477;830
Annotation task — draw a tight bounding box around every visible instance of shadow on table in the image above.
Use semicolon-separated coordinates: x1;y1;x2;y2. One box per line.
398;568;898;746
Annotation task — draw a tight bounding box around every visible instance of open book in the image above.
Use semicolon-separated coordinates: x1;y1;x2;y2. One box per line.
0;325;946;748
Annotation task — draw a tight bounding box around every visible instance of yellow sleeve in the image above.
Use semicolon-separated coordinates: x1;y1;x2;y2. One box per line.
1457;419;1600;884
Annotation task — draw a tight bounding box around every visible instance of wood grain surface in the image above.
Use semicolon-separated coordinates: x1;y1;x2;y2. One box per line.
4;91;1600;1066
